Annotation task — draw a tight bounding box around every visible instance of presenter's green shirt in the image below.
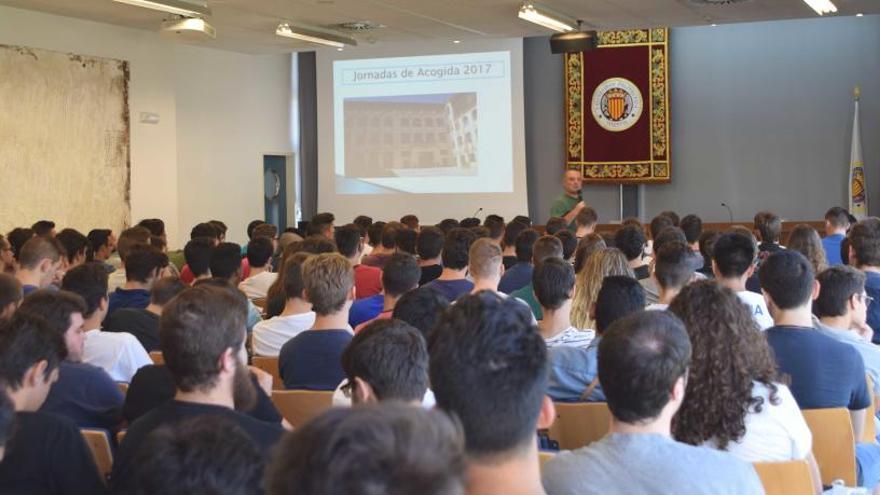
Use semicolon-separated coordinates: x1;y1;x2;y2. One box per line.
550;194;579;230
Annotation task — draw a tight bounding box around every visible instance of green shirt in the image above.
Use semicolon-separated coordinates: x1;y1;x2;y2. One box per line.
550;194;579;231
512;283;543;321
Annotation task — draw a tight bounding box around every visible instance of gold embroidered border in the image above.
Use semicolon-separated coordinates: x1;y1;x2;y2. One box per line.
565;53;583;161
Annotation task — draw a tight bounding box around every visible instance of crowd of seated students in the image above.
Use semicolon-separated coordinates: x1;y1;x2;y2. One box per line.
2;205;880;493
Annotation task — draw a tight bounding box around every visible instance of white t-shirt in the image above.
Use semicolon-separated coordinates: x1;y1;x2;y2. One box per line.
544;327;595;349
646;303;669;311
83;329;152;383
736;291;774;330
238;271;278;300
703;381;812;463
252;311;316;357
331;380;437;409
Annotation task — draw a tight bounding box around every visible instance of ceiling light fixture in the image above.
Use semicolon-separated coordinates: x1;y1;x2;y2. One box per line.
801;0;837;16
453;40;461;44
518;2;575;32
112;0;210;17
856;12;864;16
276;23;357;48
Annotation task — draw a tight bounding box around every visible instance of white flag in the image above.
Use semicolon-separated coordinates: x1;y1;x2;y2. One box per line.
850;90;868;219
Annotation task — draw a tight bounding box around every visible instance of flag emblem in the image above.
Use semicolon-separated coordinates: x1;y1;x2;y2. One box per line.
591;77;643;132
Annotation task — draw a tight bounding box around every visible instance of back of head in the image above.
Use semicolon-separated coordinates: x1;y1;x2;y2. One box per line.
514;229;540;262
594;275;645;334
395;228;418;255
513;215;532;227
282;252;312;301
754;211;782;243
209;242;242;280
849;217;880;268
400;214;419;231
654;241;697;290
599;311;691;423
392;286;450;338
814;265;867;318
0;390;13;451
353;215;373;235
266;403;465;495
660;211;680;226
573;233;607;274
60;263;108;319
484;215;505;240
367;221;386;247
245;237;273;269
460;217;481;230
303;253;353;315
614;225;646;261
416;226;445;260
184;238;215;277
758;250;815;310
532;235;564;265
649;214;675;240
299;235;337;255
441;228;476;270
712;232;756;278
247;219;265;240
0;313;67;390
307;213;335;237
150;277;187;307
133;416;263;495
31;220;55;237
334;224;362;259
252;223;278;243
56;228;88;264
380;222;403;249
0;274;22;313
533;258;575;311
7;228;35;260
18;289;86;341
341;319;428;402
503;220;528;249
698;230;720;260
680;214;702;244
467;238;502;280
653;227;687;254
137;219;166;238
382;253;421;297
576;207;598;229
429;292;546;458
787;224;827;274
554;230;577;261
825;206;851;230
208;220;228;240
18;235;63;270
159;285;247;392
545;217;567;235
437;219;460;235
190;222;220;242
125;245;169;283
118;226;152;262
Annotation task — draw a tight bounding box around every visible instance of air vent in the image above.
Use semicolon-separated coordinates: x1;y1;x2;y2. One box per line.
334;21;385;31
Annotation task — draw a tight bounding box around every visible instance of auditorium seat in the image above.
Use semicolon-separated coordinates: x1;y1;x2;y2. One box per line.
252;356;282;389
81;429;113;482
752;460;814;495
802;408;857;486
148;351;164;365
863;375;877;444
270;390;333;428
546;402;611;450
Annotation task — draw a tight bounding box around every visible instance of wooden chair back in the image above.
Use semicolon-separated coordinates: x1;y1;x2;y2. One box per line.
753;460;814;495
116;430;127;445
252;298;267;310
252;356;282;390
148;351;164;365
80;429;113;482
864;375;877;443
546;402;611;450
802;408;857;486
270;390;334;428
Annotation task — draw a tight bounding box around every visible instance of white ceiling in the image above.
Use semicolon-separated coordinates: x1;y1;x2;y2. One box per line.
0;0;876;54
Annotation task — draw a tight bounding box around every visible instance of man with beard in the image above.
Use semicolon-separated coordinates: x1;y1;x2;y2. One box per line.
110;285;283;493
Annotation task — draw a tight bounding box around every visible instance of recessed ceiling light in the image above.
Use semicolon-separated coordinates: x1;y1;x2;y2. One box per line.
453;40;461;44
856;13;864;16
337;47;344;51
711;23;717;26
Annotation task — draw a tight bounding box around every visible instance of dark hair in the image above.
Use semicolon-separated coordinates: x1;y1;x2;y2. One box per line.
0;390;14;450
18;289;86;340
117;226;151;262
7;228;35;260
841;237;851;266
594;275;645;334
545;217;568;235
18;235;64;269
191;222;220;241
252;223;278;241
814;265;867;318
787;224;827;275
576;207;598;228
400;214;419;230
245;237;273;268
698;230;720;260
395;228;418;255
680;215;702;244
367;221;386;247
759;250;815;310
151;277;187;306
554;230;577;261
266;403;465;495
353;216;373;234
441;228;476;270
382;254;421;297
669;281;780;449
514;229;540;262
532;235;564;264
341;319;428;402
654;241;695;290
333;224;362;258
460;218;481;229
125;245;169;283
132;416;263;495
503;220;528;249
31;220;55;236
649;214;675;239
307;213;335;237
0;313;67;389
712;232;755;278
299;236;337;255
247;219;265;240
484;215;505;240
850;218;880;267
184;238;215;278
429;292;546;457
436;219;460;235
573;234;606;274
392;287;450;338
208;220;228;237
0;274;22;312
282;253;311;301
533;259;574;310
614;225;646;261
137;219;166;238
159;285;247;392
210;243;243;280
56;229;88;264
599;311;691;423
513;215;532;227
653;227;687;254
825;207;851;230
416;227;445;260
379;222;403;249
754;211;782;243
60;263;108;319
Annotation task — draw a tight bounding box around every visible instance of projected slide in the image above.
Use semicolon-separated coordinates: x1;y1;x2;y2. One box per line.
333;52;513;194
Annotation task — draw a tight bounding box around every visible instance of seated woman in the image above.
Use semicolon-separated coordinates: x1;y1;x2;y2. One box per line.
669;281;821;494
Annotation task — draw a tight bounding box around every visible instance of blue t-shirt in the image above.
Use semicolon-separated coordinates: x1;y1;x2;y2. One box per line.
422;279;474;302
865;272;880;344
823;233;846;266
546;337;605;403
40;361;124;432
498;262;533;294
279;329;352;390
348;294;383;328
107;287;151;318
766;325;870;410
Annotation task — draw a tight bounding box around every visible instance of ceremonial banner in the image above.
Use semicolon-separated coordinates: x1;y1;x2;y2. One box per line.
564;28;670;184
849;87;867;219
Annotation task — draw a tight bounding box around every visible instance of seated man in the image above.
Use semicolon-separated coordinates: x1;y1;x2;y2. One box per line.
209;242;262;332
306;212;335;239
336;319;430;406
547;276;645;402
238;236;276;300
646;240;699;310
279;253;354;390
56;228;88;270
107;226;152;292
849;218;880;342
181;237;214;285
104;276;186;352
0;313;107;494
680;214;703;253
761;250;879;488
574;207;598;239
15;235;63;296
361;222;400;269
497;229;539;294
501;220;528;270
107;245;168;318
86;228;116;273
542;311;763;494
0;273;21;322
61;263;151;382
266;403;465;495
823;206;850;266
20;291;123;432
423;228;476;302
640;227;695;305
534;258;593;348
252;253;315;357
545;217;568;236
712;232;773;330
615;225;650;280
391;286;450;339
350;253;420;330
110;285;284;491
416;226;445;286
429;292;553;495
510;235;564;320
754;211;784;257
335;224;382;299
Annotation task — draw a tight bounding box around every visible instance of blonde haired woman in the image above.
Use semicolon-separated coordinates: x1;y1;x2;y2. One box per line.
571;248;635;329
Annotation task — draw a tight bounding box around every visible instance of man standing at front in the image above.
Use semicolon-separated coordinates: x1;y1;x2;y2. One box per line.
550;170;587;231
